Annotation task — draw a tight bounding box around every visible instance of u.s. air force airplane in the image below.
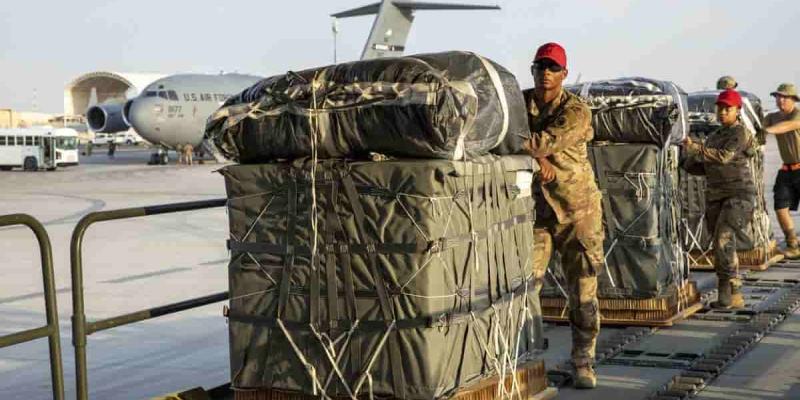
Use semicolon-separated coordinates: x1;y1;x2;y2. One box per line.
92;0;499;164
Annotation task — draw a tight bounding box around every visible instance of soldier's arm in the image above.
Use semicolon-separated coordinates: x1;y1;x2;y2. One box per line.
527;105;591;158
765;119;800;135
685;128;748;164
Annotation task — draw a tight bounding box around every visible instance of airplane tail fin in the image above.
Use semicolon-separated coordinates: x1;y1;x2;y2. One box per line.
331;1;500;60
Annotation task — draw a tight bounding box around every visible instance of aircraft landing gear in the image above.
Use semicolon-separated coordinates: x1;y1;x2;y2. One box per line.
148;147;170;165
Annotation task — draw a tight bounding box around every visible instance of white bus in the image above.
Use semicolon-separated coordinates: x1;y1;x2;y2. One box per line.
0;127;80;171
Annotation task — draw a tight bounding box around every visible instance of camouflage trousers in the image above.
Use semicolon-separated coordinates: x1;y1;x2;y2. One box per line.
706;196;755;281
533;209;604;367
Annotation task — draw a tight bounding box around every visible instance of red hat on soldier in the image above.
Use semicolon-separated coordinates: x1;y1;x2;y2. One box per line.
716;89;742;108
534;42;567;69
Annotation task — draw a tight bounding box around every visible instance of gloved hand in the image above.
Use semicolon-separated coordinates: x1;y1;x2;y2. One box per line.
537;157;556;184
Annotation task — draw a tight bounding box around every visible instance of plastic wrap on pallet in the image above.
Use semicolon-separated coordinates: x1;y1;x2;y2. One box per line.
679;90;772;257
543;143;686;299
222;155;542;399
565;77;689;146
205;51;529;163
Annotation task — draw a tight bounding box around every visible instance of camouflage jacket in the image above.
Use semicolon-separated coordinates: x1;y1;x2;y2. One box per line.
525;89;601;224
685;123;757;202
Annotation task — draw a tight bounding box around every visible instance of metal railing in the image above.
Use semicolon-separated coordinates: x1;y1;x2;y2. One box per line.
0;214;64;400
70;199;229;400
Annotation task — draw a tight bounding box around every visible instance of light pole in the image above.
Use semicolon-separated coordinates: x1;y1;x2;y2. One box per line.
332;18;339;63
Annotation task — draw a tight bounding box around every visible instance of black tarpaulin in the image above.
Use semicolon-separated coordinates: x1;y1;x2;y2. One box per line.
205;51;529;162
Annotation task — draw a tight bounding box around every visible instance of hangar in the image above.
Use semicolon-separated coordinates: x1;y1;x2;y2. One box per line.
63;71;165;116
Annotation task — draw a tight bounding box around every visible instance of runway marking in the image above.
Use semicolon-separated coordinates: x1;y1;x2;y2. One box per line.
0;287;71;305
100;267;192;283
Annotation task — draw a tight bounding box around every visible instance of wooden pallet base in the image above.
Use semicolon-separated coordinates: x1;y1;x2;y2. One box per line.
542;282;701;327
691;254;784;272
689;241;783;271
234;359;548;400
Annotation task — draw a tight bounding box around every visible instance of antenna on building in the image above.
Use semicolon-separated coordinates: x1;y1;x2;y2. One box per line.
32;88;38;111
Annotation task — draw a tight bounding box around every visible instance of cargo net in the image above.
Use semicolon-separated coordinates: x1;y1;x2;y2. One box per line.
681;95;778;269
543;78;699;324
542;143;695;324
567;77;689;146
222;155;543;399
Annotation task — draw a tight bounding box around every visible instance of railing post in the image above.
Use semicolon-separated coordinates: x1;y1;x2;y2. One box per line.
70;214;91;400
0;214;65;400
69;199;227;400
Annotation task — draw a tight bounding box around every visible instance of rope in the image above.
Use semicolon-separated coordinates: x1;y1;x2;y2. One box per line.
276;319;328;398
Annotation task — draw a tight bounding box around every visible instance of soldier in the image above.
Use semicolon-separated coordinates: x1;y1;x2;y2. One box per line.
763;83;800;259
717;76;738;90
683;89;757;309
177;143;186;165
523;42;602;389
184;143;194;166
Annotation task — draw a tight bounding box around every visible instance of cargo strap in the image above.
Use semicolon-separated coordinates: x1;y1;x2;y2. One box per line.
227;277;536;331
340;170;406;398
226;213;533;255
325;176;362;379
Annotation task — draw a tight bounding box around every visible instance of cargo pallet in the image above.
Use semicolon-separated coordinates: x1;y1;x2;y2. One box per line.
233;360;553;400
689;240;784;272
541;282;702;327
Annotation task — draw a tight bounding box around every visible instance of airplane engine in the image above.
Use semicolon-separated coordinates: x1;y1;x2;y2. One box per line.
122;99;134;127
86;103;129;133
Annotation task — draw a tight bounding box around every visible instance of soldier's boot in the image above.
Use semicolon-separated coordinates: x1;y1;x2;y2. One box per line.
711;279;744;309
729;278;745;309
783;241;800;260
573;366;597;389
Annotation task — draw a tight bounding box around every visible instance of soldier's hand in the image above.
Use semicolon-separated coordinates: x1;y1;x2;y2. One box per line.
682;137;692;146
537;157;556;184
522;137;534;155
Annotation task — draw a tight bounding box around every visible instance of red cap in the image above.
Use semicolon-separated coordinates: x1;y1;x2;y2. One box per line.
716;89;742;108
534;42;567;68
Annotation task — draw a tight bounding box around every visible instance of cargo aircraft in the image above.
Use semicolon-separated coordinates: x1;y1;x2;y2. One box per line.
87;0;500;164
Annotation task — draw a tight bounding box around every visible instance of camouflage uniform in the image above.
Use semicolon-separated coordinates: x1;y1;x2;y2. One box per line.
684;123;757;280
526;88;603;368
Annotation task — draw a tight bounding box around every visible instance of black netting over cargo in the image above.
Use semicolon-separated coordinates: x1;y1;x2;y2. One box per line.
680;91;772;260
222;156;543;399
543;143;686;299
565;77;689;146
206;51;529;162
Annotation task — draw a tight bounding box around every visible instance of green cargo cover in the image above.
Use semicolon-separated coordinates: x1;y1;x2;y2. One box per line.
543;143;685;299
222;155;542;399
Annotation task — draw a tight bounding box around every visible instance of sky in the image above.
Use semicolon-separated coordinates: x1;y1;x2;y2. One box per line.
0;0;798;113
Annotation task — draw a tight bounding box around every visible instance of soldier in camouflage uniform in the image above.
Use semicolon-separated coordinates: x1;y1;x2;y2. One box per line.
716;76;738;90
524;42;603;389
683;89;757;309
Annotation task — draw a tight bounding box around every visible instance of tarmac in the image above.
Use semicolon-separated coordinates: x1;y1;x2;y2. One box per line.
1;137;800;399
1;146;231;399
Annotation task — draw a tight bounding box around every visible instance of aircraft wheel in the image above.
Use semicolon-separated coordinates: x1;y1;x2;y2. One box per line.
160;153;169;165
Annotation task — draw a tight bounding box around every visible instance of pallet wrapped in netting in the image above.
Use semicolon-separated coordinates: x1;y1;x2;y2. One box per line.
565;77;689;146
222;155;546;399
681;91;781;270
541;143;700;326
206;51;529;163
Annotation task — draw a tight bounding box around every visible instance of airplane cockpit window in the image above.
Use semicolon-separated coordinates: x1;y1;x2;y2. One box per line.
158;91;169;100
145;91;157;97
168;90;179;101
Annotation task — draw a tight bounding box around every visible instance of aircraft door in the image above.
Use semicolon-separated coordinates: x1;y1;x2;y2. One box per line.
42;137;57;170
